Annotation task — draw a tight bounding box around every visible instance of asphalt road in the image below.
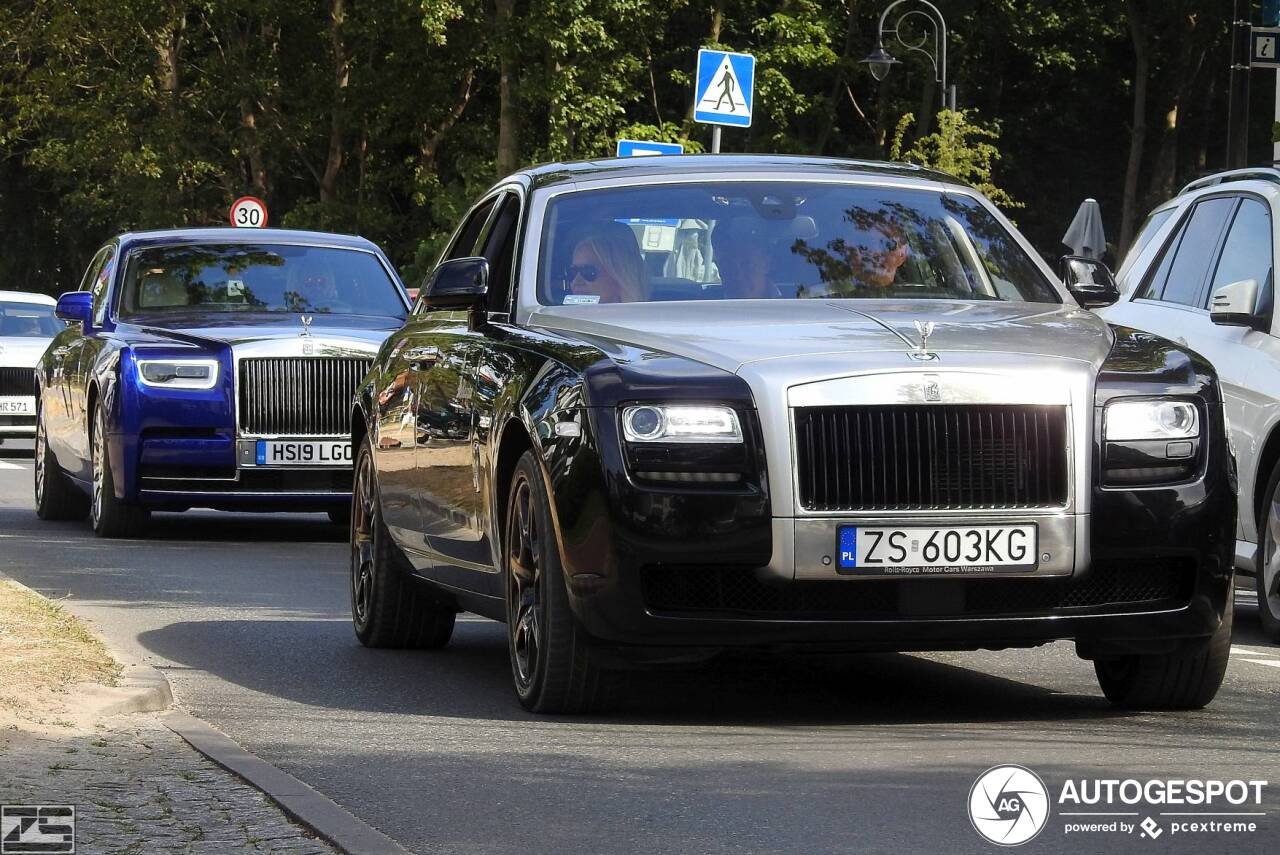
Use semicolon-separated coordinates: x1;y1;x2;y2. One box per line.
2;445;1278;855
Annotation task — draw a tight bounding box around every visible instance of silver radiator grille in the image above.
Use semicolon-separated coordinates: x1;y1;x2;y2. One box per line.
238;357;370;436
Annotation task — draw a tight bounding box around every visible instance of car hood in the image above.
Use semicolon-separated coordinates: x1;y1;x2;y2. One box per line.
0;337;55;368
529;299;1114;374
118;313;402;351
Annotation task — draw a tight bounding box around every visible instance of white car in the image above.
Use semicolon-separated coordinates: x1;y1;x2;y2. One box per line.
0;290;60;446
1100;167;1280;638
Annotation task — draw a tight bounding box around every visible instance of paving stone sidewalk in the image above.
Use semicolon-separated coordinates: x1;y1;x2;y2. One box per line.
0;712;334;854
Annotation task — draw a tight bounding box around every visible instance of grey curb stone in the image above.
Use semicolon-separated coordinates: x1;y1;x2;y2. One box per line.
161;710;411;855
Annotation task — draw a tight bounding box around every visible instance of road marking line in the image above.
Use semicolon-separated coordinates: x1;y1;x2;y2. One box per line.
1240;659;1280;669
1231;645;1275;657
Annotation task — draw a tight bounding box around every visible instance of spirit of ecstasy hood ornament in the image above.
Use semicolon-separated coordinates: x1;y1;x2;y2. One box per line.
912;320;936;359
300;315;313;337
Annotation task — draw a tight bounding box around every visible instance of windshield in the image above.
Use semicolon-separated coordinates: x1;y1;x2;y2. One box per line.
0;302;62;337
118;244;406;320
537;182;1059;305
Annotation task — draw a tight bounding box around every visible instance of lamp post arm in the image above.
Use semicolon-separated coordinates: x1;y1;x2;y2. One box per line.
876;0;949;106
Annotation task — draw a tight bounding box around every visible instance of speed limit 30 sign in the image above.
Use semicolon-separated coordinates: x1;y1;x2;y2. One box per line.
230;196;268;228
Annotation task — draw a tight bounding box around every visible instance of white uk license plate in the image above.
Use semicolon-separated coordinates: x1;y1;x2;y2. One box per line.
255;440;351;467
837;524;1038;576
0;396;33;415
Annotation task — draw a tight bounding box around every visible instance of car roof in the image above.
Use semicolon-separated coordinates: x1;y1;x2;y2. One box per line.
513;154;968;192
0;290;56;305
113;227;382;252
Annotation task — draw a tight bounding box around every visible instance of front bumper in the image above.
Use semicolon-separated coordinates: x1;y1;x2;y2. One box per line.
567;549;1228;656
115;430;353;510
556;422;1235;655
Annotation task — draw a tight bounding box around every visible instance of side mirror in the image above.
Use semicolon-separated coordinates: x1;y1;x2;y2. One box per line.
420;257;489;311
1060;256;1120;309
55;291;93;326
1210;278;1267;330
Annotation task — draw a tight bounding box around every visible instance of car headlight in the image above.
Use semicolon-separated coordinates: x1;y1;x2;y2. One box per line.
137;359;219;390
621;404;743;443
1104;400;1199;441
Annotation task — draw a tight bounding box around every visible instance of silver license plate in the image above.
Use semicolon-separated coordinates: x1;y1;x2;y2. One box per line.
254;440;351;467
837;524;1038;576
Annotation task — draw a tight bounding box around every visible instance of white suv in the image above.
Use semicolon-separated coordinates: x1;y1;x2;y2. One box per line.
1100;168;1280;638
0;290;60;447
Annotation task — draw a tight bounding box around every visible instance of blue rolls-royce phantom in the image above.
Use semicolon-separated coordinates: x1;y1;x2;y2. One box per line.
34;228;410;537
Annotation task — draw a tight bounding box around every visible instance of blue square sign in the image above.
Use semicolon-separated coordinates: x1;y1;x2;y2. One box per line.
693;49;755;128
616;139;684;157
838;527;858;569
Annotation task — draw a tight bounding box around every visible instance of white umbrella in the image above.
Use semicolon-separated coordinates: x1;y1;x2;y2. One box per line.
1062;198;1107;260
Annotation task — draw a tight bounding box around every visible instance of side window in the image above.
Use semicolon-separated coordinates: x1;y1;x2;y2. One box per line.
77;246;110;294
1205;197;1272;309
91;245;116;326
479;193;522;315
1137;197;1234;306
444;197;498;262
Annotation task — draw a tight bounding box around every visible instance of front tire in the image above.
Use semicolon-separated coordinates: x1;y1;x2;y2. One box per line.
1255;461;1280;640
90;402;149;538
34;409;88;521
349;436;455;648
1093;602;1232;710
505;450;615;714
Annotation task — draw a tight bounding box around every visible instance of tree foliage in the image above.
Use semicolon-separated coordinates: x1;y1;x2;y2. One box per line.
889;109;1020;209
0;0;1263;291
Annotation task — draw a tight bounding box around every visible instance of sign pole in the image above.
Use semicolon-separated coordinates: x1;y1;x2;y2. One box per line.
711;126;722;154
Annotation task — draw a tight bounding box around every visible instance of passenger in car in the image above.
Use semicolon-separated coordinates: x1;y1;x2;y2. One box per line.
566;222;646;304
711;218;777;299
849;223;911;290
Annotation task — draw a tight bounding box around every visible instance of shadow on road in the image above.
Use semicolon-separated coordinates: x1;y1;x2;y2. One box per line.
136;615;1143;728
0;505;347;545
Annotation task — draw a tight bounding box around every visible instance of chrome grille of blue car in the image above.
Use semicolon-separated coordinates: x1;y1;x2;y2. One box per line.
238;357;370;436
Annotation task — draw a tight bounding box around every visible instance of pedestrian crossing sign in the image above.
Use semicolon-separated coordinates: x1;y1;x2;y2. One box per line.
693;48;755;128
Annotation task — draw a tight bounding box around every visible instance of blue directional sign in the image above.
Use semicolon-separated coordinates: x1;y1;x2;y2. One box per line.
616;139;684;157
693;48;755;128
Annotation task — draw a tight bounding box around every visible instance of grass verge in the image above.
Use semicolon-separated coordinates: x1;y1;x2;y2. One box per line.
0;580;119;722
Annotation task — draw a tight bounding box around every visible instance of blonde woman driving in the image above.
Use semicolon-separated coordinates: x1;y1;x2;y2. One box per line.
565;222;645;304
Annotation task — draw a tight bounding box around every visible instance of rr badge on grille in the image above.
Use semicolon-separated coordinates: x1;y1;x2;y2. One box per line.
922;374;941;402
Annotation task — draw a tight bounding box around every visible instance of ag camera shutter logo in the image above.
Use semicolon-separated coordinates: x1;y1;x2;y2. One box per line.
969;765;1051;846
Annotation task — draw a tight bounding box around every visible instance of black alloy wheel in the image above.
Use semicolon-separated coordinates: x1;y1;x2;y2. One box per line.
349;435;455;648
504;450;615;714
90;403;148;538
33;408;88;521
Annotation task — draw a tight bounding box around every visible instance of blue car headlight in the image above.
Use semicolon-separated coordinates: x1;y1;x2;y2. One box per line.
137;358;219;390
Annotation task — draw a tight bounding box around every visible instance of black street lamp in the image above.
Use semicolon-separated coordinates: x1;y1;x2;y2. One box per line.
860;0;956;110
